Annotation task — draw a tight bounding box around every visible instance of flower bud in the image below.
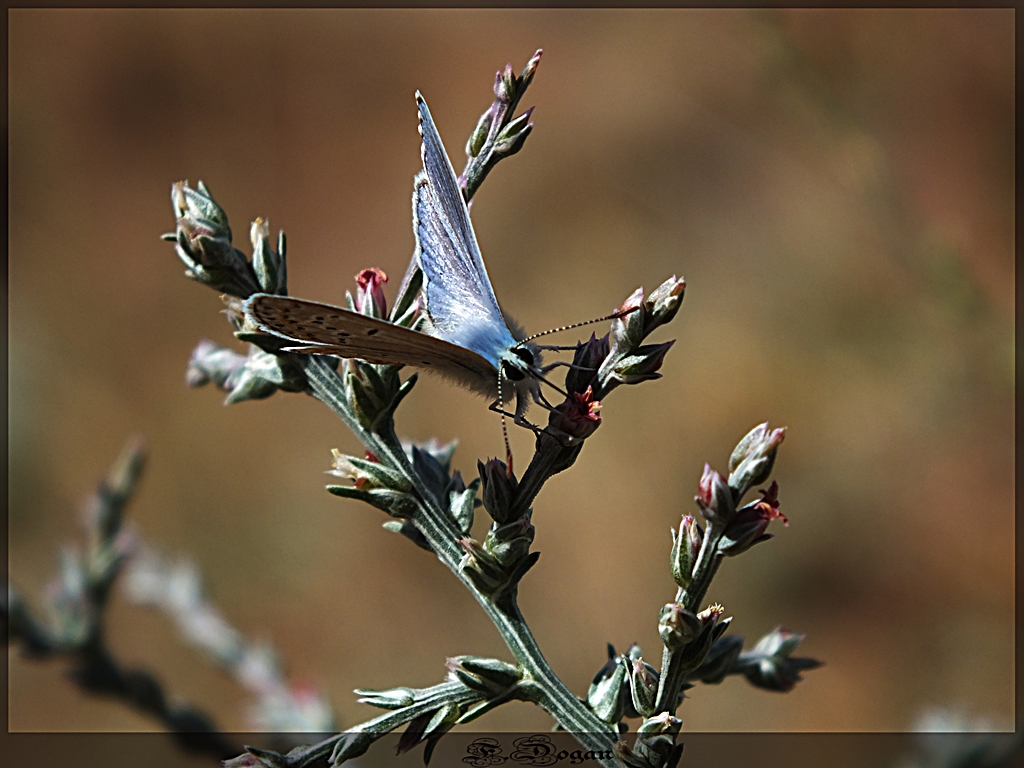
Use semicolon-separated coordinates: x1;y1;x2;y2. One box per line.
658;602;702;652
637;711;682;738
493;107;534;158
448;474;479;535
411;444;450;502
728;422;786;495
627;656;659;719
587;646;628;724
172;179;231;238
610;287;646;351
696;464;736;527
466;104;494;159
494;63;516;104
170;181;261;298
608;341;675;386
520;49;543;92
344;359;406;430
565;333;609;395
328;450;420;518
670;515;703;589
329;449;409;492
458;538;509;596
446;656;521;696
251;217;285;295
354;267;388;318
718;482;787;556
642;275;686;334
354;686;417;710
673;604;730;673
633;713;684;768
477;458;518;524
484;515;535;567
186;339;246;389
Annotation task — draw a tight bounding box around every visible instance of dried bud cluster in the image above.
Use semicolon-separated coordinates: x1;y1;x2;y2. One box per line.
458;49;542;201
732;627;822;692
329;437;479;550
166;180;287;299
595;276;684;395
186;338;307;405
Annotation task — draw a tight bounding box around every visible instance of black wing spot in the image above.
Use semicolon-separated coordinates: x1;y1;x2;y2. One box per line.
339;332;350;337
421;360;431;365
325;326;337;331
367;328;379;336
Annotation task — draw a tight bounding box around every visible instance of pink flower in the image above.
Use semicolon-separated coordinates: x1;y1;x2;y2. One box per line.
549;386;602;440
718;481;787;556
750;481;787;526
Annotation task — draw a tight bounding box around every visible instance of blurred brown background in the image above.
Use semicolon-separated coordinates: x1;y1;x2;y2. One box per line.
8;6;1014;748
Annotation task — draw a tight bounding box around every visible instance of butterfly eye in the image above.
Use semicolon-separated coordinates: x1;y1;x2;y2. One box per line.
501;359;526;382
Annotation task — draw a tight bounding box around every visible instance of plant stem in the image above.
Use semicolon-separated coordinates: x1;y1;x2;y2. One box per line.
681;526;723;614
654;525;724;714
303;358;619;761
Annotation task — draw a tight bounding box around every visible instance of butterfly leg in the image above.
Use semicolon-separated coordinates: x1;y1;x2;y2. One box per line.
531;388;558;411
539;361;595;373
488;401;544;436
533;343;584;352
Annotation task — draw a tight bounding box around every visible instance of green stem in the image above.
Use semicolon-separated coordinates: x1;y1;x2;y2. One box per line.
655;525;724;713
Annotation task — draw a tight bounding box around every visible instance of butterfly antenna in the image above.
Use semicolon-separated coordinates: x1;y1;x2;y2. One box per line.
498;369;514;477
515;305;641;347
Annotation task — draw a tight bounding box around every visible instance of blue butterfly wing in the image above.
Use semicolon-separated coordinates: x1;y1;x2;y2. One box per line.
414;93;519;368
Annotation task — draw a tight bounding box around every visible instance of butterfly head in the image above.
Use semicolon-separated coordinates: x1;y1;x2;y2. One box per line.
497;342;545;414
499;345;537;382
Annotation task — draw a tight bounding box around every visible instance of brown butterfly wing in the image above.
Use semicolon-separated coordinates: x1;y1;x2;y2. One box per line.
244;294;499;395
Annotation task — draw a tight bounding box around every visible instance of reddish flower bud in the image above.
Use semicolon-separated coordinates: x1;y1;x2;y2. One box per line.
696;464;736;526
354;267;388;318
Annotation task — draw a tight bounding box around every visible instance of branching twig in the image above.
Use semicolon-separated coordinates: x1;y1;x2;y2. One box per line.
4;438;237;761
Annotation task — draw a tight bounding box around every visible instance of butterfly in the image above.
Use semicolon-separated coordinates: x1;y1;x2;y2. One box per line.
245;92;557;426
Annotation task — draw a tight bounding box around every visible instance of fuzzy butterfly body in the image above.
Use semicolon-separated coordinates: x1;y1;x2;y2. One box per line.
244;93;543;415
